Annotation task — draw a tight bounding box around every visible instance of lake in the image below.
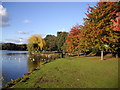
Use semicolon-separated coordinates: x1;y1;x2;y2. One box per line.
1;50;42;87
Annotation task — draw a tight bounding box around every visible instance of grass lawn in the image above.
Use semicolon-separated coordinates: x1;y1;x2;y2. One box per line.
11;56;118;88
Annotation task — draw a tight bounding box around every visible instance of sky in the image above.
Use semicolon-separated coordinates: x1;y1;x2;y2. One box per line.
0;2;97;44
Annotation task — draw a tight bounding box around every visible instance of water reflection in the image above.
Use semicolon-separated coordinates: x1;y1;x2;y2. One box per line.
27;54;60;72
27;54;44;72
7;53;27;55
2;50;28;86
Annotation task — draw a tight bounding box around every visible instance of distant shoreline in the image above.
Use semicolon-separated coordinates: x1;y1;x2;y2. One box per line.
0;49;28;51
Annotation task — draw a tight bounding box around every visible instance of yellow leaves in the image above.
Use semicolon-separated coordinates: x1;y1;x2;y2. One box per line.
28;34;46;50
28;34;41;43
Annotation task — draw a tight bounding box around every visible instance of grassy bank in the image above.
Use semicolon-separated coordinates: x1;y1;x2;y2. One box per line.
9;56;118;88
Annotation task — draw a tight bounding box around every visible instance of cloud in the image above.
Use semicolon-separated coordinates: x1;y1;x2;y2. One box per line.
0;5;9;27
5;39;20;43
23;19;31;23
5;38;27;44
17;31;30;34
18;38;27;44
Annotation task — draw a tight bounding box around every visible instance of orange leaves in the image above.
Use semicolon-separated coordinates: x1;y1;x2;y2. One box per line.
111;12;120;31
66;2;119;53
66;25;84;53
83;2;119;50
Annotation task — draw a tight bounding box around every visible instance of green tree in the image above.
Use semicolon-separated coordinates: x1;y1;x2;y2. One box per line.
44;35;57;51
56;32;68;52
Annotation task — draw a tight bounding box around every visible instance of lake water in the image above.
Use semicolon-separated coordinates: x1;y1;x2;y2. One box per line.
1;50;42;87
0;50;60;88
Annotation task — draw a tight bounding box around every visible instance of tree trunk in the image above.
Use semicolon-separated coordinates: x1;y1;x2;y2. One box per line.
101;50;104;60
116;52;118;58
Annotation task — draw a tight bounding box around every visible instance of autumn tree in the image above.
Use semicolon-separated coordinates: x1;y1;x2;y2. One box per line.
111;12;120;31
27;34;46;52
111;11;120;57
83;2;120;60
66;2;120;59
100;0;118;2
66;25;83;55
66;24;93;55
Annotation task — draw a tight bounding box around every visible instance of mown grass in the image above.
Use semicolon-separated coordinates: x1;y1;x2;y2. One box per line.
11;56;118;88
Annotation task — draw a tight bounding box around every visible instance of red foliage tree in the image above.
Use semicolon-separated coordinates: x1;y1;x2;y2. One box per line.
66;25;83;54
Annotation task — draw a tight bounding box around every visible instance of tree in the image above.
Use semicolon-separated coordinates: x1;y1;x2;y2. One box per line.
27;34;46;52
66;25;82;54
1;43;27;51
66;2;119;59
44;35;57;51
111;12;120;31
100;0;110;1
66;25;92;55
56;32;68;52
111;11;120;57
83;2;119;60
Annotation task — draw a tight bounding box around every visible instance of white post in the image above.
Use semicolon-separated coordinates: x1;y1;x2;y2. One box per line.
116;52;118;58
101;50;104;60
